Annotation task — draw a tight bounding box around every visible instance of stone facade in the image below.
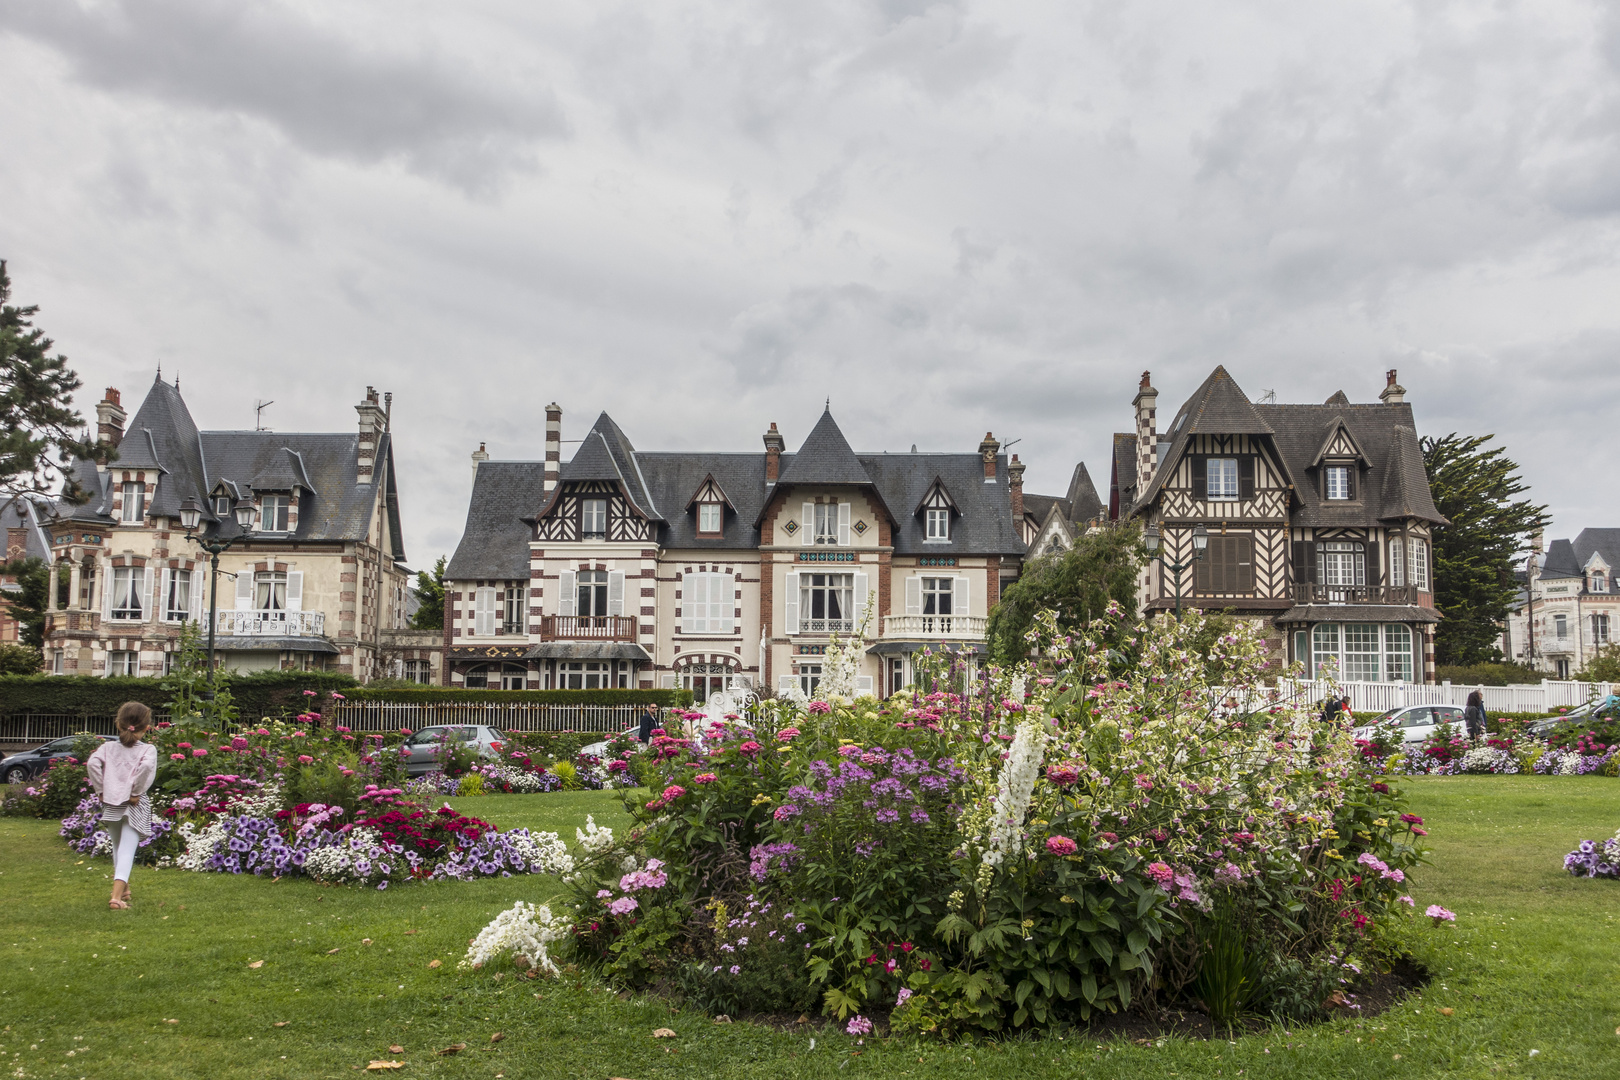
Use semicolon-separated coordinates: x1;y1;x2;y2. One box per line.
1503;530;1620;677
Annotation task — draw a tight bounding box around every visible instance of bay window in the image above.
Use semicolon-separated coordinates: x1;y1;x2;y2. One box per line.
1308;623;1416;682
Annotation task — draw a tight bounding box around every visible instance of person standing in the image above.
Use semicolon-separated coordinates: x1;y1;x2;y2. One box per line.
1464;689;1487;741
637;702;659;743
86;703;157;910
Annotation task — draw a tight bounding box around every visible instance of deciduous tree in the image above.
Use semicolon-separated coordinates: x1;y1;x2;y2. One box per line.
986;525;1143;664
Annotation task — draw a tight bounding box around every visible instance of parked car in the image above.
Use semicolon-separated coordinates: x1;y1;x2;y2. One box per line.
1;734;117;785
1353;704;1467;746
1529;695;1620;739
399;725;505;777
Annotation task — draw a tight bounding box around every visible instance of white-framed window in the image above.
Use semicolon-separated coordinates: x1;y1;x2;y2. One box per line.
51;649;65;675
576;570;609;617
121;481;145;523
213;494;232;516
581;499;607;540
1325;466;1352;500
109;566;145;621
814;503;838;545
683;573;735;634
698;502;723;535
921;576;954;615
1389;538;1405;587
259;494;290;532
466;662;526;689
1593;614;1610;645
560;661;609;689
404;658;432;683
164;570;191;622
1207;458;1239;500
1554;614;1568;640
800;573;854;633
798;663;823;697
503;585;524;634
1592;571;1608;594
926;508;951;541
1319;542;1366;588
256;571;287;612
1311;623;1414;682
1409;538;1429;591
107;650;139;676
681;662;735;702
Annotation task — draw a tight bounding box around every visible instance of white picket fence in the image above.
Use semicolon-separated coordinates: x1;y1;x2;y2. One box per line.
1276;678;1616;716
327;701;645;735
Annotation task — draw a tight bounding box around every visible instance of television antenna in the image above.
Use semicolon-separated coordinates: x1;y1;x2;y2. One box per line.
1258;390;1277;405
255;400;275;431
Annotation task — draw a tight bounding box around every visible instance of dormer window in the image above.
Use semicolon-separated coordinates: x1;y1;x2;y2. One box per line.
1207;458;1239;500
1326;465;1353;500
121;481;145;523
926;507;951;541
1592;571;1608;594
581;498;607;540
259;494;290;532
698;502;723;535
213;494;232;517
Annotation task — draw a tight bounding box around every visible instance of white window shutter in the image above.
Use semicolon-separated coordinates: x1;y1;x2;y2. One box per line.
802;502;814;541
608;570;625;616
953;576;969;616
558;570;577;616
855;675;873;695
838;501;851;546
853;571;868;624
235;569;254;611
685;574;703;634
285;571;303;612
190;569;205;622
905;576;922;615
101;566;113;620
720;576;736;634
156;569;170;621
783;571;799;635
138;567;153;622
780;674;797;694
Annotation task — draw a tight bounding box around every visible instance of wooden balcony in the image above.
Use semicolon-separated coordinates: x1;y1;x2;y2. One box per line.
1293;584;1421;605
539;615;638;642
882;614;989;640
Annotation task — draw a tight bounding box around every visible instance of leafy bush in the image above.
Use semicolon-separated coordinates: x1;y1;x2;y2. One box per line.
1435;662;1543;686
337;687;691;707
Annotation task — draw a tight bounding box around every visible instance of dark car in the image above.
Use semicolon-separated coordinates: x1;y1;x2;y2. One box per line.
399;725;505;777
1;734;117;785
1530;695;1620;739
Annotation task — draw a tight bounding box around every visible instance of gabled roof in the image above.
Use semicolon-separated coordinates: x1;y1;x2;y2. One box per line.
1308;416;1369;466
1137;367;1275;507
1573;529;1620;575
447;461;548;580
559;412;661;521
913;476;958;515
684;473;736;511
775;408;873;487
1324;390;1351;406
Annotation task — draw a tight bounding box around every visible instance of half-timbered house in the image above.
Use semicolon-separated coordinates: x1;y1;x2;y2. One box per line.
442;406;1033;698
1115;367;1447;682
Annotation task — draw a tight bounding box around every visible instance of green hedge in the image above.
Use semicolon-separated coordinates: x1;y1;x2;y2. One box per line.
335;687;693;707
0;670;359;719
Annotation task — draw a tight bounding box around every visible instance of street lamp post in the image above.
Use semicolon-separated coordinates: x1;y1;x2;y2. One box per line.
178;497;257;697
1143;524;1209;617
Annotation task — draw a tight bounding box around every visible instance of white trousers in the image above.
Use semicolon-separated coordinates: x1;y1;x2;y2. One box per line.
111;819;140;884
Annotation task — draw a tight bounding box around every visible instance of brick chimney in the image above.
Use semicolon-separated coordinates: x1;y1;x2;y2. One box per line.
979;432;1000;483
763;422;784;484
1379;369;1406;405
6;527;25;561
95;388;126;449
356;386;384;483
544;404;562;494
471;441;489;481
1007;453;1025;524
1133;371;1158;494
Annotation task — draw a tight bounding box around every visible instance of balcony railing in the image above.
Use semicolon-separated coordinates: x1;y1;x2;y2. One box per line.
46;611;100;633
801;618;855;634
1293;584;1420;605
882;614;989;640
215;610;327;636
539;615;638;642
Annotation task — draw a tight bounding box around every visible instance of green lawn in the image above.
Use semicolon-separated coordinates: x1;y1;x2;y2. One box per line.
2;778;1617;1079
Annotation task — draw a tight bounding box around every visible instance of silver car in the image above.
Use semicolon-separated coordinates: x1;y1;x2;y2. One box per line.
1353;704;1467;745
400;725;505;777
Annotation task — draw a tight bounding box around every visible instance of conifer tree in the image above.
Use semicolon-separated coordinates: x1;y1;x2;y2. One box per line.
0;261;99;503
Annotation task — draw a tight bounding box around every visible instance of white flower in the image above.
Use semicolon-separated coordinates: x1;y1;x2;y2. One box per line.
504;830;575;875
576;815;615;855
982;716;1049;868
461;901;570;974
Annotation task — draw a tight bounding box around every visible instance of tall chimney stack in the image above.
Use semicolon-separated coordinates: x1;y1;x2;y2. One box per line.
1133;371;1158;495
1007;453;1026;526
471;441;489;481
356;386;384;483
979;432;1000;483
1379;369;1406;405
96;388;126;449
543;404;562;494
763;422;784;484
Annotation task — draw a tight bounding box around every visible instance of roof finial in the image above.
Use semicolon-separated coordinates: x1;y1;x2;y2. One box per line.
825;396;830;411
156;359;162;380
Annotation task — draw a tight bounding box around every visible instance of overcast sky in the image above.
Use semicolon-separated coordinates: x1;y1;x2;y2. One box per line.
2;0;1616;566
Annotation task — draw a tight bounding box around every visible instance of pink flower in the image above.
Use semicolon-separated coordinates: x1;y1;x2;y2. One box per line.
298;755;314;765
776;727;801;742
1046;765;1081;787
662;785;687;801
692;772;718;784
596;889;613;899
1381;869;1405;883
845;1014;872;1036
884;959;898;974
1411;827;1428;836
1425;905;1455;924
1133;774;1154;791
1046;835;1079;856
807;701;832;715
170;753;185;761
229;736;249;751
738;741;761;757
1398;895;1415;906
1145;862;1175;887
192;749;208;758
1400;814;1424;826
302;690;317;696
330;692;345;700
608;896;639;916
895;987;912;1007
177;743;193;750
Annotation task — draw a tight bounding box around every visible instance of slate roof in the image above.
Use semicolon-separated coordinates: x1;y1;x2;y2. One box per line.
1;497;52;561
446;409;1028;577
447;462;548;580
1573;529;1620;574
44;376;405;562
1132;367;1447;527
1109;432;1139;519
1024;463;1105;544
1541;539;1583;579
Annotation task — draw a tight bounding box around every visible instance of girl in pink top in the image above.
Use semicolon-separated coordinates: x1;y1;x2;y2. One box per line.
86;703;157;910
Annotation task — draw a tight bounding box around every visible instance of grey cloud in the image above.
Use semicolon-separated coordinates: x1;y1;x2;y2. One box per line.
0;0;566;193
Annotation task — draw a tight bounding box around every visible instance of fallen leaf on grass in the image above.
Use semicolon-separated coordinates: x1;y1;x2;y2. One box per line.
1440;1008;1454;1016
248;960;265;969
362;939;373;946
274;1022;289;1028
327;948;341;955
651;1028;677;1039
436;1043;467;1056
389;1045;404;1053
404;929;418;935
1323;991;1352;1010
427;960;441;969
489;1032;505;1043
365;1061;404;1071
713;1015;732;1024
164;1019;179;1025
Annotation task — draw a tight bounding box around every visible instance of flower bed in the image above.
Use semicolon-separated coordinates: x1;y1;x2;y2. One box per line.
463;608;1439;1037
1564;828;1620;879
1363;720;1620;777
